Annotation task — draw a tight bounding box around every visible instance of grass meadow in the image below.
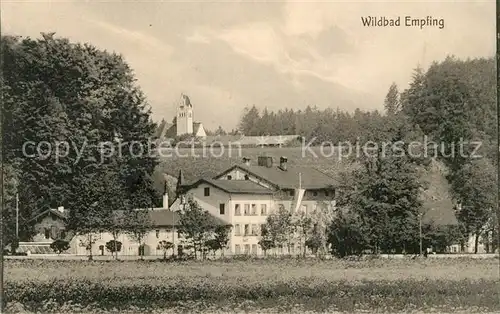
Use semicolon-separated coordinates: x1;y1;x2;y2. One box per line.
4;257;499;313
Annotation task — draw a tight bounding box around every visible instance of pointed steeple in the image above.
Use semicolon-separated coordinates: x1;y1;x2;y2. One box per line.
176;169;185;195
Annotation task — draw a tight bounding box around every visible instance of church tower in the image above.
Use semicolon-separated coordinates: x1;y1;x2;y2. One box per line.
176;94;193;136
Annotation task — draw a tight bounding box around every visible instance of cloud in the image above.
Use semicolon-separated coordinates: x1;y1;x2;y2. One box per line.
83;18;172;53
1;0;495;131
185;30;211;44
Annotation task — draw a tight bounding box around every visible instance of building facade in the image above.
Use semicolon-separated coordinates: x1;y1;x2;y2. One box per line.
171;156;338;256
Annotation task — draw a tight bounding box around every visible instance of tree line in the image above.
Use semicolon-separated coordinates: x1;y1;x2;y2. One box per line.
257;56;497;256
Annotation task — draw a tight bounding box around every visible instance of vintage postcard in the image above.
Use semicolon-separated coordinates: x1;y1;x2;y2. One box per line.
1;1;498;313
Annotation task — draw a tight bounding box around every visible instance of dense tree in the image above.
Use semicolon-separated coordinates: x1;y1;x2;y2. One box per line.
177;197;217;259
327;210;370;258
105;240;122;256
451;158;496;253
261;205;293;254
238;105;261;136
402;56;497;253
236;104;387;144
384;83;400;115
339;115;424;254
1;33;159;244
50;239;70;254
157;240;174;260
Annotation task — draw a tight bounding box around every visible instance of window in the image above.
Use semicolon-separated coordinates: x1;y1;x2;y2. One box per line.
227;175;232;180
325;190;330;196
165;227;172;234
251;204;257;215
244;204;250;215
156;230;160;238
235;244;241;254
290;243;295;254
278;204;285;211
219;203;225;215
244;244;250;254
252;244;258;255
261;204;267;215
44;228;50;239
60;230;66;239
244;175;249;180
244;224;250;236
235;224;241;236
204;187;210;196
251;224;259;236
301;204;308;214
313;191;318;196
235;204;241;216
289;190;295;197
51;226;58;239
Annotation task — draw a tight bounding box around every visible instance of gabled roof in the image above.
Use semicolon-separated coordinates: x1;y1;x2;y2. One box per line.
28;208;69;223
214;164;337;189
155;122;205;140
189;178;274;194
112;208;229;227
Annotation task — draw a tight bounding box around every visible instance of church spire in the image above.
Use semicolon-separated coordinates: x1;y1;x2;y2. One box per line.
176;169;185;195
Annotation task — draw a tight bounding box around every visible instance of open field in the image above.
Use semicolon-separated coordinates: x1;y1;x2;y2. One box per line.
4;258;499;313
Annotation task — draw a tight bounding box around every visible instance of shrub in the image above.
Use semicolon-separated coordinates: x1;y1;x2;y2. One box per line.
50;239;70;254
327;211;369;258
105;240;122;254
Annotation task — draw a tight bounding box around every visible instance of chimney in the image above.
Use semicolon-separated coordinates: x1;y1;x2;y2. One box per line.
242;157;251;166
163;180;169;209
57;206;64;213
258;156;273;168
279;156;288;171
162;193;169;209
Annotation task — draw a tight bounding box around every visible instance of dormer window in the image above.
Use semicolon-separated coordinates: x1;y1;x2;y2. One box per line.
244;175;249;180
227;175;232;180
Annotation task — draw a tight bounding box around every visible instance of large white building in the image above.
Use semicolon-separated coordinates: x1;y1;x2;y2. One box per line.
171;156;338;256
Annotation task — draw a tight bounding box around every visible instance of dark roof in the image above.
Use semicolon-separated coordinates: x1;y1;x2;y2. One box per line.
422;199;458;225
113;209;229;227
201;135;300;147
215;164;337;189
190;178;274;194
149;209;181;227
193;122;203;134
181;94;192;107
155;122;205;140
28;208;69;223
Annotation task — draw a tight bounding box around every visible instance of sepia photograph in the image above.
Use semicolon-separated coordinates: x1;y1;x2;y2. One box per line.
1;1;498;313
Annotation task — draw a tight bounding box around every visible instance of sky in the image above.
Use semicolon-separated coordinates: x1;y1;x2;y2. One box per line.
2;1;495;130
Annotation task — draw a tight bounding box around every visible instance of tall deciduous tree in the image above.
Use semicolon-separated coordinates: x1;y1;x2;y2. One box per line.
177;197;216;259
451;158;497;253
1;33;159;243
